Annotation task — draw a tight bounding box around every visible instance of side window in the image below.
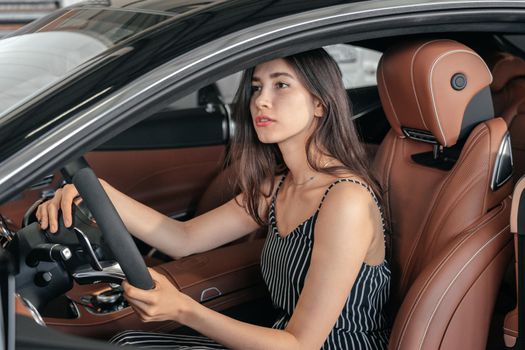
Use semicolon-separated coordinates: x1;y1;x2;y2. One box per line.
99;83;229;150
216;73;243;104
214;44;383;103
99;44;388;157
169;91;199;110
325;44;388;145
324;44;382;89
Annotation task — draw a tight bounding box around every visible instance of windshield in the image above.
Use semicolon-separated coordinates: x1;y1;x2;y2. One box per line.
0;8;170;115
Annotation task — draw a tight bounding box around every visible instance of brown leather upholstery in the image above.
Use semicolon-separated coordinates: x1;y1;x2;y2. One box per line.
490;52;525;98
504;308;518;347
503;176;525;347
489;52;525;182
46;240;266;339
488;53;525;346
377;39;493;147
194;165;267;243
194;165;238;216
373;39;513;349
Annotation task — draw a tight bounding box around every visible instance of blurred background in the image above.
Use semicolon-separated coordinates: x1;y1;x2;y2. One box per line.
0;0;381;94
0;1;89;37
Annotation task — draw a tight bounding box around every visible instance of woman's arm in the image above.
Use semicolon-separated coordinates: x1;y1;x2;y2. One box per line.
124;181;381;350
103;180;262;258
37;179;265;259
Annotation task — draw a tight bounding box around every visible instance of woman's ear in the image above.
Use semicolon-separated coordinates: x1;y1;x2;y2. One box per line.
313;98;325;118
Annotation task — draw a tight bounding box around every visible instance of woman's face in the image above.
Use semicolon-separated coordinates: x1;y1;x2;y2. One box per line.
249;58;324;145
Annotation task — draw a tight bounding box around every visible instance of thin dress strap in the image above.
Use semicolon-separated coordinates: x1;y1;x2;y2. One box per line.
317;178;385;231
273;173;287;200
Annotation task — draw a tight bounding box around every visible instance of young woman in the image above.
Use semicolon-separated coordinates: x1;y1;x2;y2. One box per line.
37;48;390;349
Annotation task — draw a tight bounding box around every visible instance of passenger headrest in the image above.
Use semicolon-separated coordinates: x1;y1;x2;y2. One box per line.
489;52;525;92
377;39;494;147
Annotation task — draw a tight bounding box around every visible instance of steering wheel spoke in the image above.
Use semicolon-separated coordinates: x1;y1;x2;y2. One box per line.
73;227;103;271
72;261;125;285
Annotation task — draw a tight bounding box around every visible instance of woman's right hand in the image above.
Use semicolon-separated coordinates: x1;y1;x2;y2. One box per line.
35;184;80;233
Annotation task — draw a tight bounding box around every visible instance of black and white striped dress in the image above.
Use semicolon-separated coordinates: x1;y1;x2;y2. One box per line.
111;176;390;349
261;176;391;349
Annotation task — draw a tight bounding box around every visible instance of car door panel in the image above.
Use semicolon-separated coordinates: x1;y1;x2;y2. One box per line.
86;145;226;219
0;174;62;230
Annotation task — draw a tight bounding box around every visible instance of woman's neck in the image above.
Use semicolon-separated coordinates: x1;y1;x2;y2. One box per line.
279;140;318;186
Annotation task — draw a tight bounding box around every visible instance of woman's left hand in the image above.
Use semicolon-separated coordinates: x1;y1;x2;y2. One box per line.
122;268;190;323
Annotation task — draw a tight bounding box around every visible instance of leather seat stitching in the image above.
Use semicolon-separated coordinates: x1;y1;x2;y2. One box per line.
482;121;494;213
397;128;487;294
411;39;445;130
385;134;397;215
422;130;489;254
418;225;510;349
504;326;518;335
395;198;506;347
379;57;402;127
429;50;492;146
395;200;508;349
423;175;486;260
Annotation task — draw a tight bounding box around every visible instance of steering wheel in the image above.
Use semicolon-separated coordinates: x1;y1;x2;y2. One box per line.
62;158;154;290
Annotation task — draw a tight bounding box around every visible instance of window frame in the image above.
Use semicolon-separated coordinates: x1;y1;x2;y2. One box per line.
2;1;525;203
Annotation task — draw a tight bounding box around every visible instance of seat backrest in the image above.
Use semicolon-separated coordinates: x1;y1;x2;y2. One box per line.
489;52;525;182
489;52;525;347
502;175;525;347
194;165;237;216
373;39;514;349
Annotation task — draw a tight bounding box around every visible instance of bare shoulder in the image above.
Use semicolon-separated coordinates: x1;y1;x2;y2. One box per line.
320;178;377;214
315;177;381;244
307;178;385;273
316;176;387;264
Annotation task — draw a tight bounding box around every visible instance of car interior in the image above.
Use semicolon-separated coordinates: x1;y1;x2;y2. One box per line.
2;31;525;349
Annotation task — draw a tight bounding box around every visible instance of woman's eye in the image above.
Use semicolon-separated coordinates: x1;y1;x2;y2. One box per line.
251;85;261;93
276;82;289;89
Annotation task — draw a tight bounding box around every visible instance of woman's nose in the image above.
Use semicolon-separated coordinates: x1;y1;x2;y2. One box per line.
254;88;271;109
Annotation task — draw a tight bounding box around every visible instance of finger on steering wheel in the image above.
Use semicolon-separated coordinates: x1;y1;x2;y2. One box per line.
47;200;59;233
35;202;45;229
61;186;78;228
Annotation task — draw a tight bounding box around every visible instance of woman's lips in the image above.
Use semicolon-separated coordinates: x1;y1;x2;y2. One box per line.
255;115;274;127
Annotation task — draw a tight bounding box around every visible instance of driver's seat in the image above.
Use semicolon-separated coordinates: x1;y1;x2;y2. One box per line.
372;39;514;349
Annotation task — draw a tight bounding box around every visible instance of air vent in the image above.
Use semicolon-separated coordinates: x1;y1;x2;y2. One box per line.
402;127;437;144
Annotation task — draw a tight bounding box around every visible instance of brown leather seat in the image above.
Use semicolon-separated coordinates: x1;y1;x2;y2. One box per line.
488;53;525;347
194;165;237;216
372;39;514;349
504;176;525;347
490;52;525;182
194;165;267;243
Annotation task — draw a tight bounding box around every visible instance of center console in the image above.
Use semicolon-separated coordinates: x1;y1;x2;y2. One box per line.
44;239;267;339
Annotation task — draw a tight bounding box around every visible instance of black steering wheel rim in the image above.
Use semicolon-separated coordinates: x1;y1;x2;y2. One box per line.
62;158;154;290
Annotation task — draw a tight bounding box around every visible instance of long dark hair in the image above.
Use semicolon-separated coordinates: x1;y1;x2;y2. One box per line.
228;48;384;226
